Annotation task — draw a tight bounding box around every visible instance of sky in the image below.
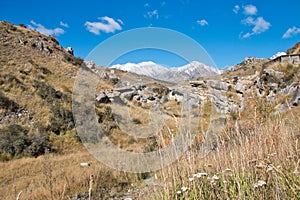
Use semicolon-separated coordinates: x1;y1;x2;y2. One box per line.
1;0;300;68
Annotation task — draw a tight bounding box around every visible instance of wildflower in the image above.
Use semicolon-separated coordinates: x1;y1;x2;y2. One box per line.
255;162;264;169
188;177;194;182
181;186;188;192
193;172;208;178
266;165;274;173
176;190;182;194
254;180;266;188
212;175;219;180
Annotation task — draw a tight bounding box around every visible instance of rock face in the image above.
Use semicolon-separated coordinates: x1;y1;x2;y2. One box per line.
291;86;300;106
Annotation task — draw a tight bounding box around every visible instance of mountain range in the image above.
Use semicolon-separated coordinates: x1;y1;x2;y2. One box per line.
110;61;221;83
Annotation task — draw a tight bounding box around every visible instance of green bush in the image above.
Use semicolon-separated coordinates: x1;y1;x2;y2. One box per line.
33;80;63;103
48;103;74;134
0;91;19;112
0;124;49;158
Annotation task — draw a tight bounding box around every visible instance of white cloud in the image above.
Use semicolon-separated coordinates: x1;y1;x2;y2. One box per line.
60;21;69;28
144;3;149;7
28;20;65;36
242;16;271;38
197;19;208;26
243;4;258;15
117;19;124;25
145;9;159;19
85;16;123;35
233;5;240;14
282;26;300;39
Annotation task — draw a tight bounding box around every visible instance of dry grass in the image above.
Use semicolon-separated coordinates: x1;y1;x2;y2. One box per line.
0;146;145;200
150;107;300;199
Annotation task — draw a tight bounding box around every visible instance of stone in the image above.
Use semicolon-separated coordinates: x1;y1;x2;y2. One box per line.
65;46;74;55
268;83;279;92
235;82;245;94
85;60;96;69
190;81;206;87
206;80;228;91
120;91;136;101
96;93;110;103
147;96;156;101
291;86;300;106
99;71;109;79
263;69;284;80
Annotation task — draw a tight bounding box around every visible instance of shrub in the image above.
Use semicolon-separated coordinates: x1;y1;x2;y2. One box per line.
48;103;74;134
0;91;19;112
33;81;62;103
0;124;49;158
63;54;83;66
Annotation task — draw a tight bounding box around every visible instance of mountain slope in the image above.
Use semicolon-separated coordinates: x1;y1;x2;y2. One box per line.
0;21;84;158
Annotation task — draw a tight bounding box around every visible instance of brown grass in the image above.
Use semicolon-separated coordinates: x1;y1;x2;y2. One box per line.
150;106;300;199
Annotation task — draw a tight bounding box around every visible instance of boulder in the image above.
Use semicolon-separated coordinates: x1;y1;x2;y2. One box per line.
85;61;96;69
235;82;245;94
120;91;136;101
263;69;284;81
65;46;74;55
190;81;206;87
291;86;300;106
206;80;228;91
96;93;110;103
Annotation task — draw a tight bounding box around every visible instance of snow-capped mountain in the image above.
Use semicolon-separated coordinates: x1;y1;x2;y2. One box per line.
111;61;169;78
110;61;221;83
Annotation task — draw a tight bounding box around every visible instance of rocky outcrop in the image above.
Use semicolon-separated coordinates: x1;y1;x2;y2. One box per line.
65;46;74;55
291;86;300;106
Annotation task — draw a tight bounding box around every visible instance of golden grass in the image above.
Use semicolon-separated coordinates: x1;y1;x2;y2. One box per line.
150;107;300;199
0;147;144;200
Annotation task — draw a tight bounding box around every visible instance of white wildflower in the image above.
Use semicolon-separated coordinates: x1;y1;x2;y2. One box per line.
188;177;194;182
193;172;208;178
212;175;219;180
181;186;188;192
176;190;182;194
255;162;264;169
254;180;266;188
266;165;274;173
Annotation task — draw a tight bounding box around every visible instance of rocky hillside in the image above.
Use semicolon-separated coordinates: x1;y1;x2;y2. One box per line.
0;21;86;159
287;41;300;54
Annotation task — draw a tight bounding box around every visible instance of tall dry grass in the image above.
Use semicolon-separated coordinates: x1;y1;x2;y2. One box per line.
0;148;143;200
151;107;300;199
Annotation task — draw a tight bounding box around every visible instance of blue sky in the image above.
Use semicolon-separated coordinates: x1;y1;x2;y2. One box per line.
1;0;300;68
